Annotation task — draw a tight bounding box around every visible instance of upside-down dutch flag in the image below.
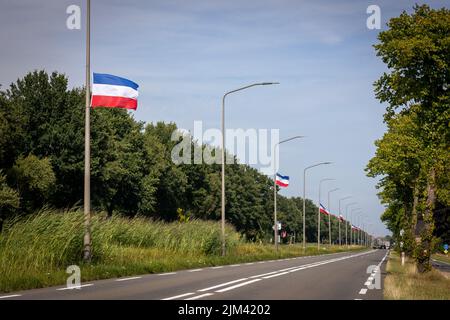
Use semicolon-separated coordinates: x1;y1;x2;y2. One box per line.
275;173;289;188
319;203;330;216
91;73;139;110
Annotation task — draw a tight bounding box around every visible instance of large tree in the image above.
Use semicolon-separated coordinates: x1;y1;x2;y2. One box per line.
369;4;450;272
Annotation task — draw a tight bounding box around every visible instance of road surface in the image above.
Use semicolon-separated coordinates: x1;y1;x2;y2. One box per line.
0;249;388;300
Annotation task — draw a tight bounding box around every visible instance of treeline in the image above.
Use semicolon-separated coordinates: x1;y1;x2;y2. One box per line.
366;5;450;272
0;70;351;242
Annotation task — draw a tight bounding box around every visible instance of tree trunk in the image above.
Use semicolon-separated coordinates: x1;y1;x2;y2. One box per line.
416;168;436;273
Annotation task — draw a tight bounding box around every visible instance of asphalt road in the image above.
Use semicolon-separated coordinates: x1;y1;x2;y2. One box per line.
0;249;388;300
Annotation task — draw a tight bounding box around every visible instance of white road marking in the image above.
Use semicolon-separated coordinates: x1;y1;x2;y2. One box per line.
229;264;241;267
162;292;195;300
250;266;299;279
158;272;177;276
364;281;372;286
211;266;224;269
215;279;262;293
0;294;21;299
116;276;142;282
188;269;202;273
245;263;254;265
57;284;93;291
359;288;368;295
185;293;213;300
198;278;249;292
257;261;265;264
263;271;290;279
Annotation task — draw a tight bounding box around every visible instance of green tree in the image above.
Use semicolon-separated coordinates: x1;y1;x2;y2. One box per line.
9;154;55;212
369;4;450;272
0;170;20;232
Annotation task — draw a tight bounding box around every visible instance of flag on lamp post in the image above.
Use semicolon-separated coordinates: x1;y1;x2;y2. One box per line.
275;173;289;188
320;203;330;215
91;73;139;110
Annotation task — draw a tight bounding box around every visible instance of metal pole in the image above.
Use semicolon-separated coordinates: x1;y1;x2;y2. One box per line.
273;148;277;250
303;169;306;251
221;94;225;256
327;188;338;246
273;136;303;251
83;0;91;263
221;82;279;256
338;196;351;246
318;179;334;250
302;162;331;251
345;202;357;248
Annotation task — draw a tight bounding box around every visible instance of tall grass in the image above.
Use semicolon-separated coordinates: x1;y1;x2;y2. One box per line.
0;208;239;291
0;208;365;293
384;251;450;300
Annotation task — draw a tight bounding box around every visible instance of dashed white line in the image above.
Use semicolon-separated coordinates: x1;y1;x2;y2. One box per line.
229;264;241;267
57;284;93;291
211;266;224;269
198;278;248;292
116;276;142;282
162;292;195;300
0;294;21;299
263;271;290;279
185;293;213;300
158;272;177;276
359;288;368;295
188;269;202;273
215;279;262;293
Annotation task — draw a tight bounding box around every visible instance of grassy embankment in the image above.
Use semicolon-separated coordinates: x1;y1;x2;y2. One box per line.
384;251;450;300
0;209;365;293
432;253;450;265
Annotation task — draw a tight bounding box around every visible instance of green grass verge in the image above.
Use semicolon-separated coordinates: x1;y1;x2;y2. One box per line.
384;251;450;300
0;209;366;293
432;253;450;265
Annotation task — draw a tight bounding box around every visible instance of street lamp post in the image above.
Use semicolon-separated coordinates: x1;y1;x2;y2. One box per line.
221;82;279;256
338;196;352;246
318;178;335;250
345;202;357;248
350;208;362;246
327;188;339;246
302;162;332;250
273;136;304;251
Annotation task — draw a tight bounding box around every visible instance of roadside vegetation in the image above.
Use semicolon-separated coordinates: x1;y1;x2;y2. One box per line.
366;4;450;272
0;208;365;293
432;253;450;265
384;251;450;300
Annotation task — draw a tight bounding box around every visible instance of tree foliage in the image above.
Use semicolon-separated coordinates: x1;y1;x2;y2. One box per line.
0;70;351;242
368;5;450;272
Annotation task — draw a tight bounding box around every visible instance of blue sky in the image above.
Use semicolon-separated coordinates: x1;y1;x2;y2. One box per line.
1;0;448;237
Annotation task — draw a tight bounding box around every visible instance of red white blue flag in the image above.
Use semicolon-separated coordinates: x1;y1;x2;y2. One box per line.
91;73;139;110
320;203;330;215
275;173;289;188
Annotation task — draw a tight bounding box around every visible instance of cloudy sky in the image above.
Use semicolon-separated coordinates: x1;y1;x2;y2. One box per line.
1;0;447;237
